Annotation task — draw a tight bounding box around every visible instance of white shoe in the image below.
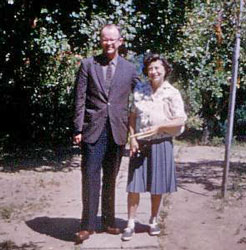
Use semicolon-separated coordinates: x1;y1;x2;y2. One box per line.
121;227;135;241
149;223;161;236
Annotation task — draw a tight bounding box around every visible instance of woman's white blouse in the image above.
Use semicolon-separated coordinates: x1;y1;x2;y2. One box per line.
131;80;187;140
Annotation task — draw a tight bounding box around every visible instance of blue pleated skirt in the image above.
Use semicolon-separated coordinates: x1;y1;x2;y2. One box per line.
126;137;177;195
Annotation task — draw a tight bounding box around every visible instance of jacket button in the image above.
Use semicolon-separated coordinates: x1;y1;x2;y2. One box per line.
107;102;111;106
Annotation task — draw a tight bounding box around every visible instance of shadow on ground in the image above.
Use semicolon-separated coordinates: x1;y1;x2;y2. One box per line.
176;160;246;192
0;240;41;250
26;216;149;242
26;216;148;242
0;147;130;173
26;217;81;242
0;146;81;173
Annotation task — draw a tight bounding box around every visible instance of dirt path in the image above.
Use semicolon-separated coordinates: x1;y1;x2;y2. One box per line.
0;145;246;250
160;145;246;250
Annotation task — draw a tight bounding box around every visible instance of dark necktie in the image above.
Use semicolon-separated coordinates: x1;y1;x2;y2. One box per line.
105;63;112;94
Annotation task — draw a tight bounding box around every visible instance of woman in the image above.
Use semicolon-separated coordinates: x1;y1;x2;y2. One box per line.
121;54;187;241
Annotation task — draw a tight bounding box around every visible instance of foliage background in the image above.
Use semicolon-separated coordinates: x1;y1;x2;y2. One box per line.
0;0;245;148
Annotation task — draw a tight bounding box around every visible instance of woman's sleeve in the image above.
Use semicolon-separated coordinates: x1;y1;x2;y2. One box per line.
170;90;187;121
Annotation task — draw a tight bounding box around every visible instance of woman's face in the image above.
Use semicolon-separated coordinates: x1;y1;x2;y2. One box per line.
147;60;166;85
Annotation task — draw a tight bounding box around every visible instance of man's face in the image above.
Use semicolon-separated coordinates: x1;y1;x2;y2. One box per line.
100;27;123;59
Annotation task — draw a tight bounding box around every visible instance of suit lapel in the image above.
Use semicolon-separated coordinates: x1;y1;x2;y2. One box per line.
94;55;108;96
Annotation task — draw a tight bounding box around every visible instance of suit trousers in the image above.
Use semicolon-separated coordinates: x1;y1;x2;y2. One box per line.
81;121;124;230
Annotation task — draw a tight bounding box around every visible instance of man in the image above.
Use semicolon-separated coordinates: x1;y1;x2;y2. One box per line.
73;24;139;243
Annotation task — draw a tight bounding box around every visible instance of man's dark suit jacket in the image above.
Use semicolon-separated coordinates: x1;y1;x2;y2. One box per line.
74;54;139;145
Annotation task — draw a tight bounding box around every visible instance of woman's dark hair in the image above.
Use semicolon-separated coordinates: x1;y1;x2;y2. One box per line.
143;53;172;79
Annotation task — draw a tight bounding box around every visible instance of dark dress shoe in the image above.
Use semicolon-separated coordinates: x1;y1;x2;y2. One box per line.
75;230;94;245
104;226;121;235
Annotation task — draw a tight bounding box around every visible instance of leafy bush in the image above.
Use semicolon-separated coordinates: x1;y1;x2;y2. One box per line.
0;0;245;146
235;105;246;139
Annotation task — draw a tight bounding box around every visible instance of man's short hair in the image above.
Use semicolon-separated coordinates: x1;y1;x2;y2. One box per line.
100;24;122;38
